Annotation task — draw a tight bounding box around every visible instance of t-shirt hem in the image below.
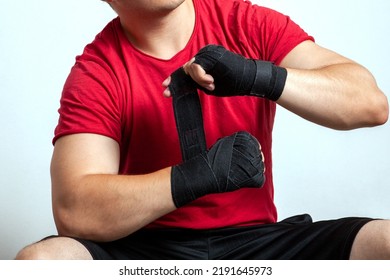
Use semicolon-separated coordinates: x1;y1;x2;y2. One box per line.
52;130;120;146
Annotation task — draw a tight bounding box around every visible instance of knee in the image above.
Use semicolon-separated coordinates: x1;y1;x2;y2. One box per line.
15;237;92;260
373;221;390;259
15;243;49;260
381;225;390;258
351;220;390;260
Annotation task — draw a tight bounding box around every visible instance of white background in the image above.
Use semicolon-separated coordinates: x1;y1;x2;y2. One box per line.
0;0;389;259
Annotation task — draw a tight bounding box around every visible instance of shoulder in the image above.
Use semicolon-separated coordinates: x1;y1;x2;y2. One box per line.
198;0;313;63
64;17;127;94
76;17;122;66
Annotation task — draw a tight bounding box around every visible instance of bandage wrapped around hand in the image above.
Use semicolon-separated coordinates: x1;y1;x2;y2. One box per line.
171;131;265;208
193;44;287;101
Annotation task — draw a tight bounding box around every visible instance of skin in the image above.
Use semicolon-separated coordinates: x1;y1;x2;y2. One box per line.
164;43;388;130
15;0;389;260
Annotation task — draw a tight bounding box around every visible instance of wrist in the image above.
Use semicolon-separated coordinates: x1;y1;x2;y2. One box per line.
171;153;218;208
251;60;287;101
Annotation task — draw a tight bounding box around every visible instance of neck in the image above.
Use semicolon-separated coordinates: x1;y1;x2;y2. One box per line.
118;0;195;59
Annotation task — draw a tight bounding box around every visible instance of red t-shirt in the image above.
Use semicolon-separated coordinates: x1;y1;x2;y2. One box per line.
54;0;313;229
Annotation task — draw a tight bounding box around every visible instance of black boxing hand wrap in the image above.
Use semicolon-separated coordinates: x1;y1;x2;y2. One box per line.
169;68;208;161
171;131;265;208
194;44;287;101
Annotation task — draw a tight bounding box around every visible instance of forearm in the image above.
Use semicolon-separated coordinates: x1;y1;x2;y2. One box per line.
278;63;388;130
52;131;265;242
53;167;176;242
178;43;388;129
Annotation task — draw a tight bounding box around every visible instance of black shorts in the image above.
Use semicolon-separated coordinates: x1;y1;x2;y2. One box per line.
51;214;373;260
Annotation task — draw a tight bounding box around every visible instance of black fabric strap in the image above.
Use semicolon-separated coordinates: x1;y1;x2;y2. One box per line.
169;67;266;208
169;68;207;162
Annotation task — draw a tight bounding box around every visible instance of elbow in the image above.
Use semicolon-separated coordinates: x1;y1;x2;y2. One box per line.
51;180;122;242
378;96;389;125
362;75;389;127
53;206;77;238
53;207;111;242
366;91;389;127
52;203;105;242
341;90;389;130
52;185;86;239
376;106;389;126
356;66;389;127
341;69;389;129
53;204;86;240
53;201;132;242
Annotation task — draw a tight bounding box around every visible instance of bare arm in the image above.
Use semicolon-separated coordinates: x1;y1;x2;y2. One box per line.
168;41;388;130
51;133;176;242
278;41;388;130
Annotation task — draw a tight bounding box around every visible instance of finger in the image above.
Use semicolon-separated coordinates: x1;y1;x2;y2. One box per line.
254;139;266;173
260;150;266;173
187;63;215;90
163;87;172;98
162;76;172;97
183;57;196;75
162;76;171;87
183;60;215;91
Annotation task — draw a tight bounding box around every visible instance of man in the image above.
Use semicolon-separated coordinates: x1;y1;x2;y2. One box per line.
16;0;389;259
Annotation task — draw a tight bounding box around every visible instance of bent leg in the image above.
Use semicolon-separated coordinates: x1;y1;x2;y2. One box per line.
350;220;390;259
15;237;93;260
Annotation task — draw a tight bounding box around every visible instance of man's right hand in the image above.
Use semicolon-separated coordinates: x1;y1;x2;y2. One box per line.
191;45;287;101
163;45;287;101
171;131;265;208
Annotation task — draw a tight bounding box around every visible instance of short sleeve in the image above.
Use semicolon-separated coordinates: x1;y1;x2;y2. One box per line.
232;2;314;65
257;7;315;65
53;59;122;145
